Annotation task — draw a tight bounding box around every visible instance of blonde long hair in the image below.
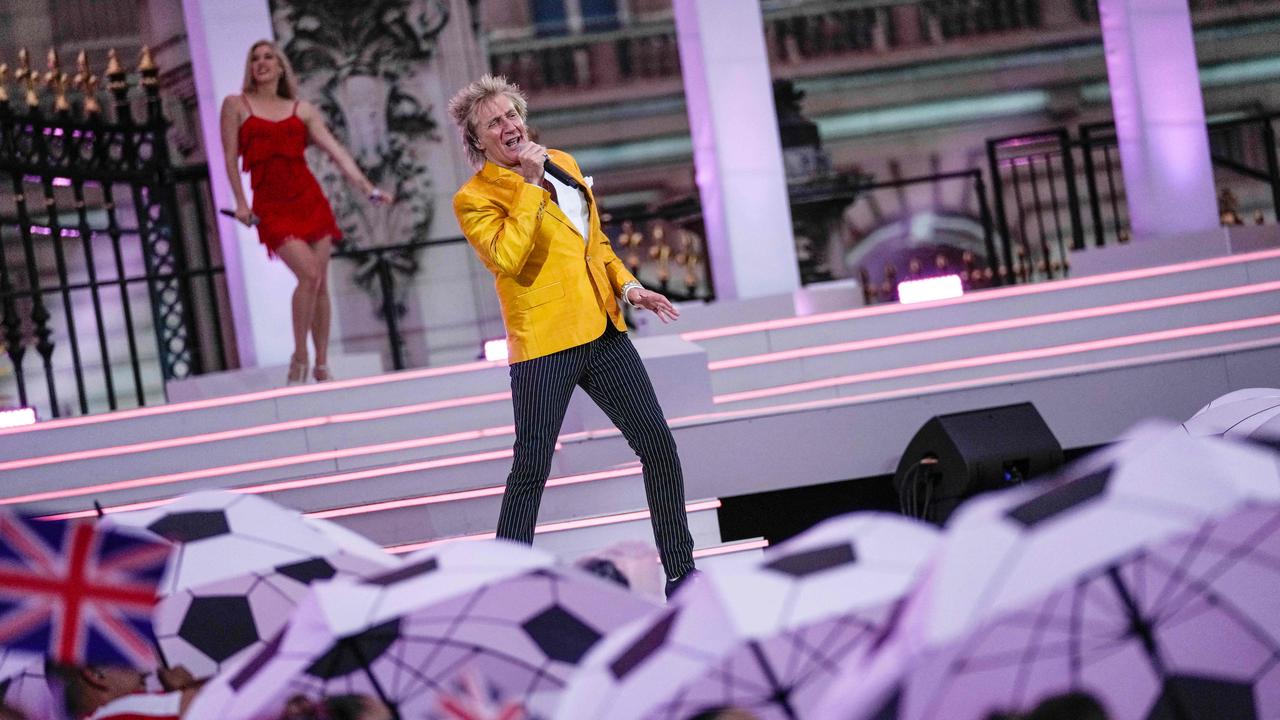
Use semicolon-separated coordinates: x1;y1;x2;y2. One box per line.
241;39;298;99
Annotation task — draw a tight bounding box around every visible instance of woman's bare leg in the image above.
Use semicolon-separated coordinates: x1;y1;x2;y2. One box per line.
308;238;334;375
275;239;322;379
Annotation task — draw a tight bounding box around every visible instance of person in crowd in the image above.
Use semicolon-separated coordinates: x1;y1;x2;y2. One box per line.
586;540;666;598
45;663;201;720
689;709;759;720
1022;691;1110;720
447;74;698;598
280;694;392;720
575;555;631;589
219;39;390;385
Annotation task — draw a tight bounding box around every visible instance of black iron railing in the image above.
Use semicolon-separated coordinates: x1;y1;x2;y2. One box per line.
331;236;470;372
0;48;233;420
987;113;1280;283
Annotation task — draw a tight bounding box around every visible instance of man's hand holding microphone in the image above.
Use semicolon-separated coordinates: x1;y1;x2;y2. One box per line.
516;141;549;186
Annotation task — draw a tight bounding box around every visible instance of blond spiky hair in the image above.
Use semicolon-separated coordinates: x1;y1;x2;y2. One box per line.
448;74;529;168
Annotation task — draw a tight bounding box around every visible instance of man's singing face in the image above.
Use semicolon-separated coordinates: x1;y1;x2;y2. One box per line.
472;94;527;170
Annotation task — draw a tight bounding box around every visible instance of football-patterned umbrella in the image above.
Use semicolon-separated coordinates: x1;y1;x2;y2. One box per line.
813;422;1280;720
186;540;661;720
558;513;939;720
1182;387;1280;447
105;491;399;679
0;649;55;720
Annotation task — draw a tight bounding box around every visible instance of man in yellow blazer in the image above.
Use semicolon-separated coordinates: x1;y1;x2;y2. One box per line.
449;75;697;596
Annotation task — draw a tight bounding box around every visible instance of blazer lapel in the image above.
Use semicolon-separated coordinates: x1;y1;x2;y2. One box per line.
542;192;581;237
481;161;583;238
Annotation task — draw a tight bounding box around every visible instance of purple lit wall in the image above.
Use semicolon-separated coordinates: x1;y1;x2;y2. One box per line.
673;0;799;300
183;0;295;367
1099;0;1218;241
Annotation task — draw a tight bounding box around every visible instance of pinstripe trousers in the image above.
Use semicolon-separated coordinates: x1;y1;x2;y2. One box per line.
495;323;696;578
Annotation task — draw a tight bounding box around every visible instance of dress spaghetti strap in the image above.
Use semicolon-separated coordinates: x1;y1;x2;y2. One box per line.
240;94;255;116
291;101;299;116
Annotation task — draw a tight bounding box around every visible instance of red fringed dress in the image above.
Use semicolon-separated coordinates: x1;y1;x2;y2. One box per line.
237;97;343;257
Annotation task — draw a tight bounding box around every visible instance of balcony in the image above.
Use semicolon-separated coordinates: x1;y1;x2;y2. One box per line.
487;0;1280;109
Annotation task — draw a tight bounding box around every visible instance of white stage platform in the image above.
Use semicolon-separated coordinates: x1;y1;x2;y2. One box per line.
5;247;1280;567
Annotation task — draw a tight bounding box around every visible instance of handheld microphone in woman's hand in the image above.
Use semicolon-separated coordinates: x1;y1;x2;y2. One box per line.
219;208;259;226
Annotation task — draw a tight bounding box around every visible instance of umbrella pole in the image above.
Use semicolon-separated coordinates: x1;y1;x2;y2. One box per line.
747;640;800;720
1104;567;1195;720
152;638;171;670
349;638;402;720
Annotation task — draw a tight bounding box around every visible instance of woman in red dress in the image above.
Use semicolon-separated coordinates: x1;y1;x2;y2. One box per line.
218;40;389;385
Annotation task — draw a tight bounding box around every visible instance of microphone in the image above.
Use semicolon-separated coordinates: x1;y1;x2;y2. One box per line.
543;157;583;192
219;208;259;226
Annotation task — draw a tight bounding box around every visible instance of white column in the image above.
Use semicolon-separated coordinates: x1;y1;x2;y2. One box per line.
673;0;799;300
1099;0;1218;241
182;0;294;368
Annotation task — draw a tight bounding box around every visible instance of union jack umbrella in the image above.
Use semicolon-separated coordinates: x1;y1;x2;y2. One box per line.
0;511;170;668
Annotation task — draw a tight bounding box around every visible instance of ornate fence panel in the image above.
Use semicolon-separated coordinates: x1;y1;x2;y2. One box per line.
985;129;1084;284
987;115;1280;285
0;47;228;419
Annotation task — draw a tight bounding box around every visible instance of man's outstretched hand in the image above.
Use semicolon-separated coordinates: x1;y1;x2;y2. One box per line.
626;287;680;324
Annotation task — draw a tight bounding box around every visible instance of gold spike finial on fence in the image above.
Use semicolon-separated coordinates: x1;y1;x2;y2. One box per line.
45;47;62;85
0;62;9;104
17;48;39;108
138;46;156;73
105;48;127;96
75;50;101;117
138;46;159;88
105;48;123;77
46;48;71;114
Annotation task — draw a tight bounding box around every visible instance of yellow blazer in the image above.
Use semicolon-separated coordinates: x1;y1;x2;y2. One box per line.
453;149;636;363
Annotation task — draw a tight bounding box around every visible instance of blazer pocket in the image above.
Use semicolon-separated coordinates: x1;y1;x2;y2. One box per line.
515;281;564;310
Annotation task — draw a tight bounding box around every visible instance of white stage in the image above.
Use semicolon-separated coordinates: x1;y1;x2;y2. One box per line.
5;246;1280;567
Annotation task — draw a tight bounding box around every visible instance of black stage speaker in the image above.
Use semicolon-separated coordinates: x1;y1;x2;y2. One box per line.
894;402;1063;525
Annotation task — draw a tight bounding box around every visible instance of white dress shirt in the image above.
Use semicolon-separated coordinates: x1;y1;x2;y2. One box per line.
546;173;590;242
543;173;644;306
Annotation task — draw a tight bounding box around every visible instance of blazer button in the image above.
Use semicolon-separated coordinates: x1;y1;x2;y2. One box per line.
586;255;592;262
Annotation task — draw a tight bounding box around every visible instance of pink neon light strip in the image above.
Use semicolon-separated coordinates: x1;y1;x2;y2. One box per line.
8;441;522;509
384;499;723;554
308;466;642;520
672;336;1280;435
693;538;770;558
30;443;567;521
714;313;1280;404
0;359;508;437
709;280;1280;371
0;392;512;472
683;246;1280;341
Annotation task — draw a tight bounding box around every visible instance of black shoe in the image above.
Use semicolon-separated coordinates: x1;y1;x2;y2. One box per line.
664;568;701;600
